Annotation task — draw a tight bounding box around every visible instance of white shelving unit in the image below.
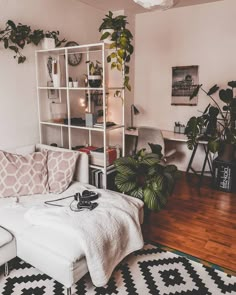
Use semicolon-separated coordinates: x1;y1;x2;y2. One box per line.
35;42;125;188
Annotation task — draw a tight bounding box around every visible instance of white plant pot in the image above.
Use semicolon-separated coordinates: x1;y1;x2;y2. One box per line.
42;37;56;50
102;29;114;44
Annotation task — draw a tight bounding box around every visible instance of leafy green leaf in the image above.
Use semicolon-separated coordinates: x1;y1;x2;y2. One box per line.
208;139;220;153
143;188;160;211
207;84;219;96
100;31;111;40
115;174;136;193
116;63;122;71
115;164;135;175
7;20;16;29
228;81;236;88
130;187;143;200
3;38;8;49
219;88;233;104
190;84;202;100
110;52;116;58
9;45;18;53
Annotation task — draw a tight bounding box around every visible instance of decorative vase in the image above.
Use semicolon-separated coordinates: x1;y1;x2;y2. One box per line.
52;58;60;88
73;81;79;88
42;37;56;50
88;75;102;88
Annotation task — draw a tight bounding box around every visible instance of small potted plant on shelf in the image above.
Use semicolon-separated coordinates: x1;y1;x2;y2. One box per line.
42;30;66;49
114;147;179;214
185;82;236;161
99;11;134;91
0;20;66;63
86;60;103;88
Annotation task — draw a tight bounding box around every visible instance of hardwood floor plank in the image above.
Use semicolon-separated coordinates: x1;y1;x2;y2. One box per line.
142;172;236;272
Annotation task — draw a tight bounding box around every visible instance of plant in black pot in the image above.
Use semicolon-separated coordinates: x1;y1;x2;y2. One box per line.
114;147;179;213
185;82;236;161
99;11;134;91
86;60;103;88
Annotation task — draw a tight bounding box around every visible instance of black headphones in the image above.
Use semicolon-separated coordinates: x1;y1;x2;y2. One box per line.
74;190;99;202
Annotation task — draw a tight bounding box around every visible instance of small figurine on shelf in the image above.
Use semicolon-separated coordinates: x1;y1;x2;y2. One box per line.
68;77;73;88
73;78;78;88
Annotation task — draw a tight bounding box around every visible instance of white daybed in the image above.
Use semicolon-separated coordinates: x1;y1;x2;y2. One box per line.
0;144;144;295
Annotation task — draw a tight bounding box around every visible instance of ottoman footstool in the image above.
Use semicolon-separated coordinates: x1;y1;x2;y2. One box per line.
0;226;16;276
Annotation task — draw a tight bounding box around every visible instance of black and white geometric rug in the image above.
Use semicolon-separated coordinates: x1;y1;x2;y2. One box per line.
0;243;235;295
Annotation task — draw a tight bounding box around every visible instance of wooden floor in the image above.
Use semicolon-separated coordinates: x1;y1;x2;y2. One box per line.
142;173;236;273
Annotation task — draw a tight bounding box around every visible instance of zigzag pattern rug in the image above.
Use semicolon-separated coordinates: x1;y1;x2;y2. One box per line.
0;243;235;295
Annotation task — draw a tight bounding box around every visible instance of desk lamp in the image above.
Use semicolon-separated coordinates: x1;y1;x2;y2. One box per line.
128;104;140;130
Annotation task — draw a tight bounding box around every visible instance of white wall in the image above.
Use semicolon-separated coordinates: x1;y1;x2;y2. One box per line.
0;0;104;149
134;0;236;170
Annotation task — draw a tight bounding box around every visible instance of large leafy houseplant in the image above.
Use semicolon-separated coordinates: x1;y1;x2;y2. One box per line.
185;82;236;156
0;20;65;63
114;148;178;211
99;11;134;91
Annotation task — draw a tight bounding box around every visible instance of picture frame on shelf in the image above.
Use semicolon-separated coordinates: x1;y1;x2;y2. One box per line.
47;80;59;99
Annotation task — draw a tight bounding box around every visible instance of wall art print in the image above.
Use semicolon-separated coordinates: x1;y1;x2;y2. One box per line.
171;65;199;106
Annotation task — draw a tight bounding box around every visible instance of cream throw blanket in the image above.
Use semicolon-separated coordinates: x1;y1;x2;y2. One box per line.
24;188;144;287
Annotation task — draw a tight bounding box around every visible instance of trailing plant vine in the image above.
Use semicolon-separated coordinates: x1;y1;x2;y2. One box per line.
99;11;134;91
0;20;66;63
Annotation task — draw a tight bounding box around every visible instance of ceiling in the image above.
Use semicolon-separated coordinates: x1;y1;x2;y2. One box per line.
78;0;223;14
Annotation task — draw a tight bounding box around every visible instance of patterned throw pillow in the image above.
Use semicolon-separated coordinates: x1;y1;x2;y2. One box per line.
0;151;48;197
47;150;78;193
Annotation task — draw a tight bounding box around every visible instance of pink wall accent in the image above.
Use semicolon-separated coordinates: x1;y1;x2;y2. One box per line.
134;0;236;170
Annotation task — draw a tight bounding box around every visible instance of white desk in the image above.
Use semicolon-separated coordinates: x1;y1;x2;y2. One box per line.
125;128;212;186
125;129;188;143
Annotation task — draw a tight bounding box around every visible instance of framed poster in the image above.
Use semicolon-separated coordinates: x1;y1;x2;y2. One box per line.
171;65;199;105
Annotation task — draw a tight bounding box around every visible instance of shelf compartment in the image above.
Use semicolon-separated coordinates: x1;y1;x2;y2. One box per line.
38;86;67;90
40;121;124;132
89;164;115;172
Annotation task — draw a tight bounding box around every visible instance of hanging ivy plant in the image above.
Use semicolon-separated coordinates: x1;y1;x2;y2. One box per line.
99;11;134;91
0;20;66;63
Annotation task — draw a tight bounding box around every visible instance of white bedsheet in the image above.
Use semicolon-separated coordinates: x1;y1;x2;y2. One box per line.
24;184;144;287
0;182;144;286
0;183;94;262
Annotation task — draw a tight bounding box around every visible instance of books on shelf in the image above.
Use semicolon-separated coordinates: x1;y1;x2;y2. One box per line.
76;146;118;167
90;147;117;166
90;167;117;190
77;146;98;154
94;121;116;128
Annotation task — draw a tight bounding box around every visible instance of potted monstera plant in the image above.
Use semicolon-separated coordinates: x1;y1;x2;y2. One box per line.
185;82;236;161
99;11;134;91
114;147;179;212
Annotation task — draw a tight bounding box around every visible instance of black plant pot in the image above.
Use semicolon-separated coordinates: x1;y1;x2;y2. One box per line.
88;75;102;88
218;143;235;162
143;206;152;224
